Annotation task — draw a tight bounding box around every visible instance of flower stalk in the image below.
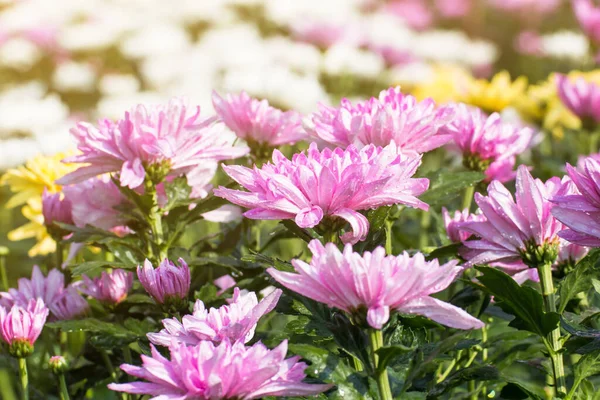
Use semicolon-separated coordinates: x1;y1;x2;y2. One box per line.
536;261;567;397
145;181;167;261
369;329;393;400
18;357;28;400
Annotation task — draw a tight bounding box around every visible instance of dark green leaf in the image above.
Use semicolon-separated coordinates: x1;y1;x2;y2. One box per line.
476;266;559;336
427;366;499;398
425;243;461;262
376;344;417;373
419;171;485;210
163;176;192;211
69;260;126;276
47;318;135;336
288;343;373;400
558;249;600;313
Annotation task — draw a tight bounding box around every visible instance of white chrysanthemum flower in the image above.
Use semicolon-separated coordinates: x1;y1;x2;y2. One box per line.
322;44;385;79
0;38;42;70
541;30;589;61
52;62;96;92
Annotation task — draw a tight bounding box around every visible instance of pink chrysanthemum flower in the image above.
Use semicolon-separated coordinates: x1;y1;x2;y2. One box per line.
442;207;486;243
268;240;483;330
0;299;48;357
108;340;333;399
49;287;89;320
552;157;600;247
148;287;281;347
574;0;600;44
57;98;249;189
441;104;534;182
0;265;64;309
137;258;190;305
459;165;571;267
488;0;560;15
62;175;129;232
75;269;133;305
212;91;306;147
556;74;600;128
304;87;454;154
214;142;429;244
41;189;73;233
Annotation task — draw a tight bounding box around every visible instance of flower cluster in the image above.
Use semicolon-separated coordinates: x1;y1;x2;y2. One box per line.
215;142;429;244
305;87;454;154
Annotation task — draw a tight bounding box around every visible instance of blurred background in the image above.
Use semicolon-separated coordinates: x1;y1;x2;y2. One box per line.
0;0;594;281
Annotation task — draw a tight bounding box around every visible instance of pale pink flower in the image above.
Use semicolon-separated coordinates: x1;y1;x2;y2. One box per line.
74;269;133;305
214;142;429;244
62;175;128;231
291;20;363;48
137;259;190;305
0;265;64;310
385;0;434;30
441;104;534;182
574;0;600;43
108;340;333;399
515;30;543;56
212;91;306;146
552;157;600;247
556;74;600;125
147;288;281;347
41;189;73;229
57;98;249;189
49;287;89;320
214;275;236;296
0;299;48;354
488;0;560;15
435;0;472;17
305;87;454;154
268;240;484;330
459;166;569;266
442;207;485;243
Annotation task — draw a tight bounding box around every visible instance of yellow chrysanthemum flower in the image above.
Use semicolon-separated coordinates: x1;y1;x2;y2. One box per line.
459;70;528;114
1;152;76;256
411;64;471;104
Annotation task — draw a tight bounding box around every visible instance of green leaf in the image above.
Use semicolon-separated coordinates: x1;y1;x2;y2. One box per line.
194;283;219;304
476;266;560;336
572;349;600;397
70;260;126;276
163;176;192;211
419;171;485;210
47;318;134;336
427;366;499;398
558;249;600;313
425;243;461;262
376;344;417;373
288;343;374;400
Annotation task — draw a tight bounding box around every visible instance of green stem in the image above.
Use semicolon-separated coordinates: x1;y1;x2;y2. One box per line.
0;248;8;291
321;229;339;245
369;329;393;400
462;185;475;212
590;130;599;155
537;262;567;398
437;353;460;383
351;355;364;372
385;219;393;255
57;374;70;400
18;357;28;400
100;350;127;400
55;241;63;270
146;182;167;260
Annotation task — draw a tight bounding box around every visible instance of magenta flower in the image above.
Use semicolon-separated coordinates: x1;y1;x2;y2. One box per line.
62;175;128;232
0;299;49;357
214;274;236;296
108;340;332;399
48;287;89;320
441;104;534;182
137;258;190;305
212;91;306;147
75;269;133;305
304;87;454;154
552;157;600;247
459;165;569;267
148;287;282;346
556;74;600;126
57;98;249;189
574;0;600;44
442;207;485;243
291;20;362;48
268;240;483;330
41;189;73;230
215;143;429;244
